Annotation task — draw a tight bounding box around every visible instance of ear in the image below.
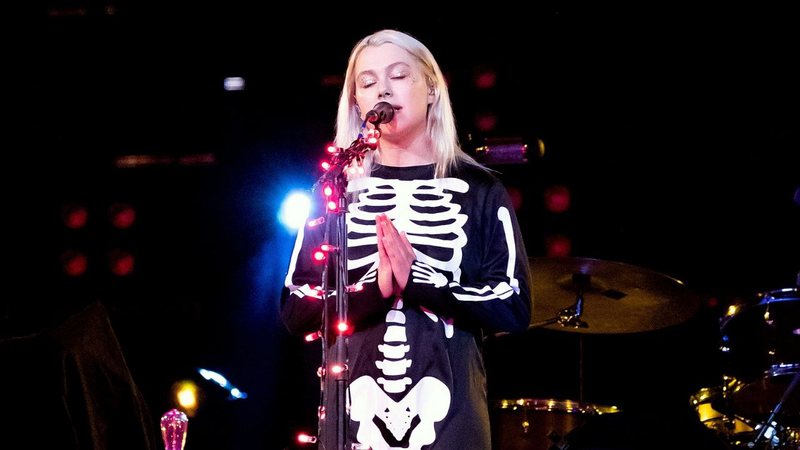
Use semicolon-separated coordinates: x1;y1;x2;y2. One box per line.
427;86;436;104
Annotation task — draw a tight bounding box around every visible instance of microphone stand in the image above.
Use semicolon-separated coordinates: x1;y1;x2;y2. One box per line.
312;127;379;450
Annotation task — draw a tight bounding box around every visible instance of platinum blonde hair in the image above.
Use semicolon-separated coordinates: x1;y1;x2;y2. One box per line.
334;29;485;179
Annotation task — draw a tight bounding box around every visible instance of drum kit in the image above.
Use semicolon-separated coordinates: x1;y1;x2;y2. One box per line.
490;256;800;450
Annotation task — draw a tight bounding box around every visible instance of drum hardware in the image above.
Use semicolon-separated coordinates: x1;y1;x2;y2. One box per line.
524;257;699;403
553;273;589;330
529;257;700;334
691;384;800;450
747;370;800;449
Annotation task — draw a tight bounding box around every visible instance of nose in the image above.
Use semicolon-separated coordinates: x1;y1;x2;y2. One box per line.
378;82;391;98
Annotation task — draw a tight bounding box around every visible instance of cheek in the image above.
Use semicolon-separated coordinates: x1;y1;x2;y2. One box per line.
412;89;433;112
355;94;373;112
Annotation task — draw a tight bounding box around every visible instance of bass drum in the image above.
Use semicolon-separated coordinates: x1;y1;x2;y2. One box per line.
719;287;800;425
491;398;620;450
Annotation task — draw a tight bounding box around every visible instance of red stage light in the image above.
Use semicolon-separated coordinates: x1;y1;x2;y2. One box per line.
62;250;88;276
109;249;135;276
475;113;497;132
544;185;571;213
474;70;497;89
62;203;88;229
545;234;572;257
109;202;136;229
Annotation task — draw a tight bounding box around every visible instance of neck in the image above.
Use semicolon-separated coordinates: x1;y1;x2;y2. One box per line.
377;133;434;167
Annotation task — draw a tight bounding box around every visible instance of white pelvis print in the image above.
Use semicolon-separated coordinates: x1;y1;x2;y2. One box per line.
349;305;451;450
345;177;468;449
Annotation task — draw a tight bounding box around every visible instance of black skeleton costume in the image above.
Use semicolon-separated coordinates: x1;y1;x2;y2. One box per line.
281;162;531;449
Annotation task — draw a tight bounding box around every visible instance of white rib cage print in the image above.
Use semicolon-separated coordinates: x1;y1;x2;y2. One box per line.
346;176;470;280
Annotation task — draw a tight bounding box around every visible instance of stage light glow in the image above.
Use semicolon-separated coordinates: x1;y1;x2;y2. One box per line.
297;433;318;444
177;388;197;410
62;203;88;229
197;368;248;401
304;331;321;342
223;76;245;91
544;185;571;213
108;249;135;276
312;249;327;262
230;388;247;399
475;112;497;132
198;368;229;388
109;202;136;229
545;234;572;257
61;250;88;277
279;191;311;231
171;380;200;417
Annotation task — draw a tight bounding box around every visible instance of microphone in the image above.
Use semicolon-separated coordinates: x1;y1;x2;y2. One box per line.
365;102;395;125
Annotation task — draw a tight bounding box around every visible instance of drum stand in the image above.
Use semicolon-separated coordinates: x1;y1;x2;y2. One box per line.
747;370;800;449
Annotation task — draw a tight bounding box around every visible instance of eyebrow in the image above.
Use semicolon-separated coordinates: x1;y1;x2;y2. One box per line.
356;61;412;79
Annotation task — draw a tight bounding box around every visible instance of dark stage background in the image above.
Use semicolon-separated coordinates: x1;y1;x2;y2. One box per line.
5;3;799;450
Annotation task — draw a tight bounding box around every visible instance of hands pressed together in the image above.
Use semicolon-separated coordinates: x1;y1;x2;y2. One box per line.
375;213;416;299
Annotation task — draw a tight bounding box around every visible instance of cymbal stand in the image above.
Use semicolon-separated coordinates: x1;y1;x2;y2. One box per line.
553;273;590;402
747;370;800;449
556;273;590;330
528;273;593;401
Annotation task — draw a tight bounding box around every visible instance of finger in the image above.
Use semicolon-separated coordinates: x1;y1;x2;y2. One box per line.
376;216;390;261
378;214;396;240
398;231;415;256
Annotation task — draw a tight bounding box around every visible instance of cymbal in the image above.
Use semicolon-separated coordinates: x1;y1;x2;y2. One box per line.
530;257;700;334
